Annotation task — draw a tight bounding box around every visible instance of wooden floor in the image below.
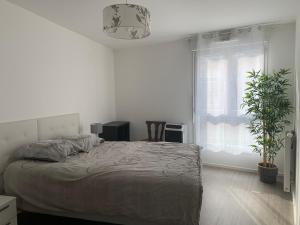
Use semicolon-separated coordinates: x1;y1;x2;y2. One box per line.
200;166;294;225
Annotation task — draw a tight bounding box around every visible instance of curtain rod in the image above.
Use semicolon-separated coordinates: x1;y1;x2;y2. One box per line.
191;41;269;52
185;19;295;41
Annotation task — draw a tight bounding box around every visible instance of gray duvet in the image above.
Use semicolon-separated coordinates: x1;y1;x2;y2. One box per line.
4;141;202;225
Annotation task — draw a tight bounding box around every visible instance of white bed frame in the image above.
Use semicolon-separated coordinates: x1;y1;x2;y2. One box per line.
0;113;80;193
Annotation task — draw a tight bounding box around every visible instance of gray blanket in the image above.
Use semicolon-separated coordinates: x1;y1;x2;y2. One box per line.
4;141;202;225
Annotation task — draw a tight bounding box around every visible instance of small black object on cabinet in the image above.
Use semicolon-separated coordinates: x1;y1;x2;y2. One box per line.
99;121;130;141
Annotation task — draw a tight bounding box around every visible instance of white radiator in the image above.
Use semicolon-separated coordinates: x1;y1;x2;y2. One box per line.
284;131;296;192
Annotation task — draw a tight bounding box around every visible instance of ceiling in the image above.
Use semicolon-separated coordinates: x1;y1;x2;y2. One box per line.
8;0;300;49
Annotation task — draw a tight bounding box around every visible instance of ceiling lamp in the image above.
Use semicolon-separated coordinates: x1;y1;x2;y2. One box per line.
103;2;151;40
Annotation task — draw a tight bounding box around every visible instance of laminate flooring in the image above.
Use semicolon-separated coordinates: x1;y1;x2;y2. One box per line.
200;166;293;225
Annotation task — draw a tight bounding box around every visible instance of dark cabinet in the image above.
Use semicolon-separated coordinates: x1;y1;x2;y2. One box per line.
99;121;130;141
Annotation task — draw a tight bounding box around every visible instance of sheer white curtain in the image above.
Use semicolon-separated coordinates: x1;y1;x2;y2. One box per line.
193;27;267;155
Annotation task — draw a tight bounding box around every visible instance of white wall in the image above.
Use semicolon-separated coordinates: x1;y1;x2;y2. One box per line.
294;14;300;225
115;40;193;142
0;1;116;133
269;23;296;173
114;23;296;173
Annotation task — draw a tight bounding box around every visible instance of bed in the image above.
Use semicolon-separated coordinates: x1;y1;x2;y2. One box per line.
0;114;203;225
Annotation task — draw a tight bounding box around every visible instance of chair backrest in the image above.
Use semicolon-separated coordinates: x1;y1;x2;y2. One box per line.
146;121;166;142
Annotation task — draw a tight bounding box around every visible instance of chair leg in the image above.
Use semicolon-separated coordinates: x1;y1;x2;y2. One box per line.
147;123;152;141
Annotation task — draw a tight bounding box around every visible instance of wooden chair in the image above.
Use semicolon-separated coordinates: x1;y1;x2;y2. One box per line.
145;121;166;142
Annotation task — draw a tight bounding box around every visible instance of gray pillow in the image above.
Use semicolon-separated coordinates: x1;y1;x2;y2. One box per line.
60;135;104;153
14;139;75;162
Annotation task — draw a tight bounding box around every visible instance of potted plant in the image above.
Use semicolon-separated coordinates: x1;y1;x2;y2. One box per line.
241;69;293;184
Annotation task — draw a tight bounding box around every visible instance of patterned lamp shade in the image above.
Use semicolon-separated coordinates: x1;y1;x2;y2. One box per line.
103;4;151;40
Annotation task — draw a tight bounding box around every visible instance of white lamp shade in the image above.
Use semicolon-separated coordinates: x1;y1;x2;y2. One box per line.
90;123;103;134
103;4;151;39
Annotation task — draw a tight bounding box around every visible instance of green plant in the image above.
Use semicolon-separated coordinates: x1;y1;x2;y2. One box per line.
241;69;293;167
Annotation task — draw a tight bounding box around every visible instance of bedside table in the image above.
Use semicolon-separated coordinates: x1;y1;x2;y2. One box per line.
99;121;130;141
0;196;17;225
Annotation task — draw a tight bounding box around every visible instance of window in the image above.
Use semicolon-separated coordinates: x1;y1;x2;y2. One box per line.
194;42;265;155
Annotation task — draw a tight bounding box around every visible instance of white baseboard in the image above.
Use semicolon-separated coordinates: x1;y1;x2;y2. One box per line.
203;162;257;173
203;162;284;178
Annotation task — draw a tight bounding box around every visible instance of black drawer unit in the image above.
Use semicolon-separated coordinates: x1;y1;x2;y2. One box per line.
99;121;130;141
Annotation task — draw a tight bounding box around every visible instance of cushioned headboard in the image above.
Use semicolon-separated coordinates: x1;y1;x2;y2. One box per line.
0;113;80;193
0;119;38;193
37;113;80;140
